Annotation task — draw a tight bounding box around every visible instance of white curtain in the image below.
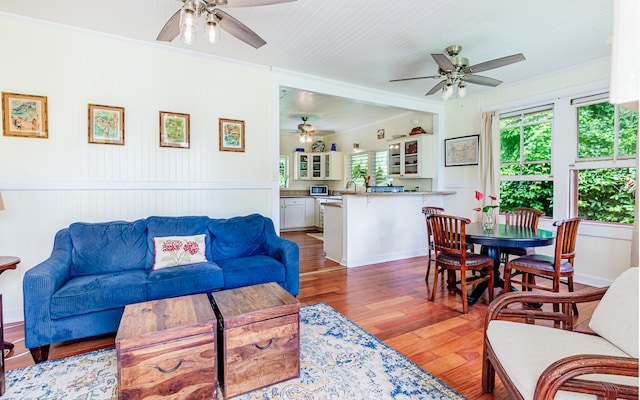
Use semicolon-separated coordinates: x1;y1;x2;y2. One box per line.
479;110;500;204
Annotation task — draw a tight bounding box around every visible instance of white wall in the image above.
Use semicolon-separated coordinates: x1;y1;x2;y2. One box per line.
438;58;634;284
0;15;275;322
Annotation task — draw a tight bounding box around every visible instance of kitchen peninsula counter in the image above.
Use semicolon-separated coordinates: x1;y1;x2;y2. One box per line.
323;190;455;267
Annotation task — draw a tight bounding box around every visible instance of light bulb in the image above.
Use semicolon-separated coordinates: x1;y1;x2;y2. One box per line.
442;84;454;101
306;135;312;143
180;0;197;44
205;13;220;44
299;135;305;143
458;83;467;98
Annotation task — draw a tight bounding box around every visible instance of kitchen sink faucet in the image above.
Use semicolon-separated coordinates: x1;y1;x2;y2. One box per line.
345;180;357;193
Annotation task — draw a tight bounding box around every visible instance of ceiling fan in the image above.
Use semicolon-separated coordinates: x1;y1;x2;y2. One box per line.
282;116;335;142
390;45;525;99
156;0;296;49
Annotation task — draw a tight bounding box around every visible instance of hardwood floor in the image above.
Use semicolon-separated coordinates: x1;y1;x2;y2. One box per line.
3;230;596;399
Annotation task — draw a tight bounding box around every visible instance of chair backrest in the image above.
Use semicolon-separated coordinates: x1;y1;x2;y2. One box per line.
505;207;544;229
422;206;445;240
552;217;581;265
428;214;470;257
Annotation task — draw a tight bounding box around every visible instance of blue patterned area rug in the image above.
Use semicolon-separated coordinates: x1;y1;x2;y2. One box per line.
4;303;465;399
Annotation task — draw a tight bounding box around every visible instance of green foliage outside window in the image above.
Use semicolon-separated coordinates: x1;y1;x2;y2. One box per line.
577;168;636;224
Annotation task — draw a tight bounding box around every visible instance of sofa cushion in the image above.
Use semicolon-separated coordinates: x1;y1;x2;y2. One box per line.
589;267;639;358
487;320;637;400
69;220;148;277
146;261;224;300
209;214;267;261
218;255;285;290
146;216;211;268
152;234;207;270
51;270;148;319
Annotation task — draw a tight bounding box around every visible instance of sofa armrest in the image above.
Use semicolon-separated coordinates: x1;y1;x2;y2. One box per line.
23;228;74;348
484;287;609;332
534;354;639;400
264;228;300;296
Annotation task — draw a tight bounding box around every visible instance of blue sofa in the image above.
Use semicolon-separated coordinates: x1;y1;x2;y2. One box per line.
23;214;299;363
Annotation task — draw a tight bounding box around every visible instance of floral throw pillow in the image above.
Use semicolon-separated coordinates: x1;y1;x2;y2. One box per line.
152;234;207;270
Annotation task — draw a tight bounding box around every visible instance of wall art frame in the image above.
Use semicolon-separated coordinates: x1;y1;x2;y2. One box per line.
444;134;479;167
159;111;190;149
377;129;385;139
219;118;245;152
2;92;48;138
88;103;125;145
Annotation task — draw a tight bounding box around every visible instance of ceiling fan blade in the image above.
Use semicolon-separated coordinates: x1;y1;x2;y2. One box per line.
225;0;297;7
389;75;441;83
462;53;525;74
156;10;181;41
213;9;267;49
431;54;456;72
461;74;503;87
425;80;446;96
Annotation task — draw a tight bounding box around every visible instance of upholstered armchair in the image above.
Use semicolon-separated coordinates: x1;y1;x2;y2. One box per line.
482;267;638;400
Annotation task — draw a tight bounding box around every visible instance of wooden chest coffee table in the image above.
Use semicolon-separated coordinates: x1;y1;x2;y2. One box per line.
115;294;217;399
211;282;300;398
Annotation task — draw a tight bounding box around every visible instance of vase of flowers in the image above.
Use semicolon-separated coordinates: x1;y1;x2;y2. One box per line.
473;191;509;230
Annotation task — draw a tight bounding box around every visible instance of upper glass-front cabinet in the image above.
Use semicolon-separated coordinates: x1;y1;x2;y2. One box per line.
388;135;434;178
293;151;343;180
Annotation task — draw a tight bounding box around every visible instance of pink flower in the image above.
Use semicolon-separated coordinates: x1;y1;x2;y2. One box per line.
183;241;200;255
488;195;497;201
475;191;484;201
162;239;183;252
473;207;482;212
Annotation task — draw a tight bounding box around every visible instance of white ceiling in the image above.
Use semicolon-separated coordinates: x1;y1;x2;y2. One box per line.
0;0;613;133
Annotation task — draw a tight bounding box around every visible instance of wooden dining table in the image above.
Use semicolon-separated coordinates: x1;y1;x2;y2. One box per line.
465;222;555;303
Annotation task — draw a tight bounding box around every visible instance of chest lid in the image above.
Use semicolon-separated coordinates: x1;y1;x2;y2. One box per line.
116;293;216;351
211;282;300;329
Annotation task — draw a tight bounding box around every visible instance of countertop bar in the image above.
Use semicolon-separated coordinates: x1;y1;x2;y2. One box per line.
280;191;455;198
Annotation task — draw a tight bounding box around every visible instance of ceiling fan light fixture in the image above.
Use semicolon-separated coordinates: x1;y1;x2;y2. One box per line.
179;0;197;44
457;82;467;98
204;13;220;44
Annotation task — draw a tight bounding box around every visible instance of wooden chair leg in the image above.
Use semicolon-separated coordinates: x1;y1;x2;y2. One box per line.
429;264;439;301
461;272;469;314
503;266;513;292
487;267;494;304
568;277;579;315
482;348;495;393
425;247;432;282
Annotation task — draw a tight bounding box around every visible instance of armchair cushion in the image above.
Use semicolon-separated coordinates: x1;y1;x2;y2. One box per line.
146;261;224;300
589;267;639;358
487;320;636;400
69;220;148;277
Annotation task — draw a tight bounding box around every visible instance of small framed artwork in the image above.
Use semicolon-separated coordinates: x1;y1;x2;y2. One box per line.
2;92;48;138
219;118;245;152
377;129;385;139
159;111;190;148
88;104;125;145
445;134;480;167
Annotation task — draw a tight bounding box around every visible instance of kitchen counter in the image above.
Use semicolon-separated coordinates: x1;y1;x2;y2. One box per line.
323;190;456;267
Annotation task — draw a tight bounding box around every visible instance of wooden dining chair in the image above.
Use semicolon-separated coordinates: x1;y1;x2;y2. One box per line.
503;217;581;314
428;214;494;314
421;206;445;281
499;207;545;265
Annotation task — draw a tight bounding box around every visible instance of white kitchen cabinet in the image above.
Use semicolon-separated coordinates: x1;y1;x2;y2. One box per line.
388;134;434;178
323;151;343;179
281;198;315;230
293;151;343;180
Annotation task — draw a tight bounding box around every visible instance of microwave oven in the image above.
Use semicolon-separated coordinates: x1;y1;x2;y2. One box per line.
310;185;329;196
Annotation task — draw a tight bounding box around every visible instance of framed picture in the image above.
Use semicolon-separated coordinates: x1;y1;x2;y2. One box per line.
445;134;479;167
219;118;245;152
88;104;125;145
2;92;48;138
377;129;385;139
159;111;190;148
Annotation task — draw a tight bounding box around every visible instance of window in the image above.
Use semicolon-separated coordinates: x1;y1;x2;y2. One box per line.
279;155;288;188
572;96;638;224
349;150;389;187
349;153;368;186
499;106;554;216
